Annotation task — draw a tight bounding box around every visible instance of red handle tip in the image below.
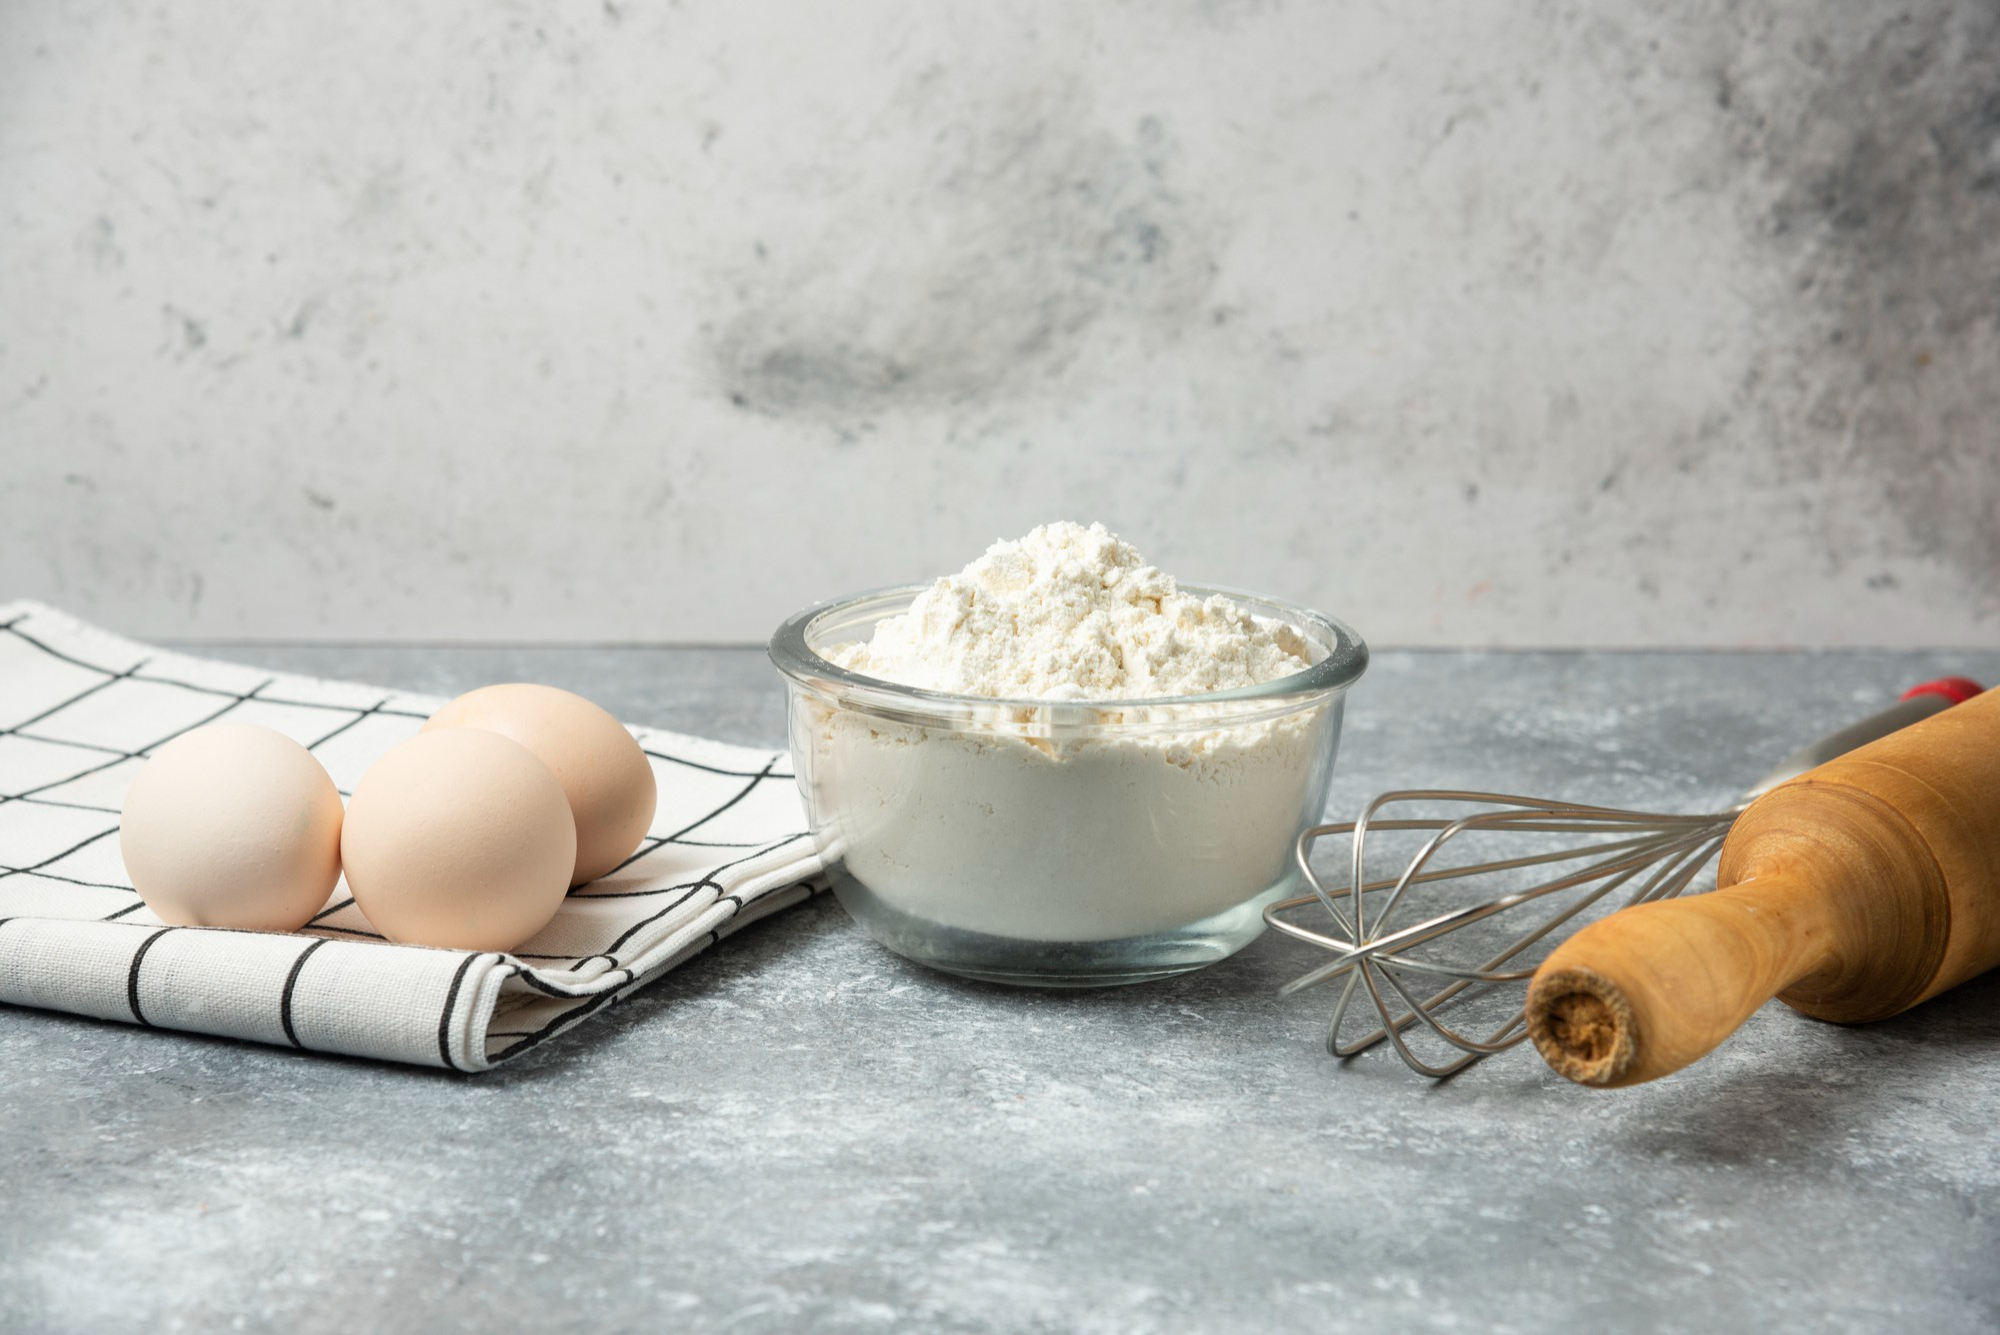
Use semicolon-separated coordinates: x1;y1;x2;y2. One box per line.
1901;676;1985;706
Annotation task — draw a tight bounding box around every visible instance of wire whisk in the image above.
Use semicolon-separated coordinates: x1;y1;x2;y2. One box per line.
1265;683;1975;1078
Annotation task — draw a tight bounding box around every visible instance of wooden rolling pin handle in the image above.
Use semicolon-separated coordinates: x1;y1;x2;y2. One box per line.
1526;774;1958;1088
1525;875;1837;1087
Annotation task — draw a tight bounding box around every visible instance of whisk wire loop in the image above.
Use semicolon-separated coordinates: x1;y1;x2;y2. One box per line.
1327;827;1731;1070
1269;790;1743;1078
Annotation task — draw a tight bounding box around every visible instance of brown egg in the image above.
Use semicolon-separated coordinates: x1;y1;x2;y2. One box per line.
119;723;343;932
341;729;575;952
423;683;657;885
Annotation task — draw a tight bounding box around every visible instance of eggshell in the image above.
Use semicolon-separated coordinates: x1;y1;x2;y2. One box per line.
341;729;576;952
119;723;344;932
424;683;657;885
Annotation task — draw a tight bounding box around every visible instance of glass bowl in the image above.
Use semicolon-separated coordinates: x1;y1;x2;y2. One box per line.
768;585;1368;987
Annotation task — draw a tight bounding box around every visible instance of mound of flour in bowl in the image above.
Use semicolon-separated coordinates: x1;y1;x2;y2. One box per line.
803;522;1342;950
830;521;1313;700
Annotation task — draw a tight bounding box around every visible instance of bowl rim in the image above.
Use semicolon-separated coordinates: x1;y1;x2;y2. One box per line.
767;582;1369;712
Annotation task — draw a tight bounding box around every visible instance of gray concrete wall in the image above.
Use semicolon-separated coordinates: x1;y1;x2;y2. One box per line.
3;1;1996;646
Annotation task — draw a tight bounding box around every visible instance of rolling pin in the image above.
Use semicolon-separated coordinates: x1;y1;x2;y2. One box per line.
1524;683;2000;1087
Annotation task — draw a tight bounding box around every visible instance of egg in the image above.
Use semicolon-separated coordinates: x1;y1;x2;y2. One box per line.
119;723;344;932
423;683;657;885
340;728;576;952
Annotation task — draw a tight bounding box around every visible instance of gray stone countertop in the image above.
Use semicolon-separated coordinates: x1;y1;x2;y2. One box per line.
5;644;1999;1334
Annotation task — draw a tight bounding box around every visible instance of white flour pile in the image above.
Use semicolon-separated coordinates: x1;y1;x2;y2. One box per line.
830;521;1314;701
807;523;1337;947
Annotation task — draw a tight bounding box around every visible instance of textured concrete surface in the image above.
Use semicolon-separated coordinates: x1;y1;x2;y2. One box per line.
4;2;1999;647
5;644;2000;1333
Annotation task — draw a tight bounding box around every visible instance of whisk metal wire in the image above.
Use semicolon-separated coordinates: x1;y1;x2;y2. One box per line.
1265;792;1741;1077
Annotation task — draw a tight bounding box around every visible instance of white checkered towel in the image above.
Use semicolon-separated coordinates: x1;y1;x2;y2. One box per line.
0;601;825;1070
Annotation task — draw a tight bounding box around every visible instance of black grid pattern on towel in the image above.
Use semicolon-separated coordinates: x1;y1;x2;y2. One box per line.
0;602;823;1070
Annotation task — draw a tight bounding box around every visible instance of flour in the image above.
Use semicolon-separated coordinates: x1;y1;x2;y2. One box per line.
799;523;1347;954
829;521;1313;701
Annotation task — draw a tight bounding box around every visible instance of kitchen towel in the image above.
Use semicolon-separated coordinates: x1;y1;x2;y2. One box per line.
0;600;826;1070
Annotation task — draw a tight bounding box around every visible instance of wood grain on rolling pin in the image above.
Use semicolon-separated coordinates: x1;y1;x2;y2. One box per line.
1524;686;2000;1088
